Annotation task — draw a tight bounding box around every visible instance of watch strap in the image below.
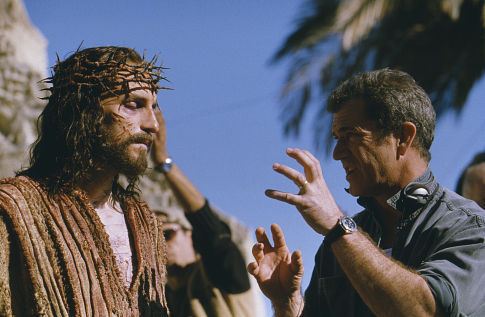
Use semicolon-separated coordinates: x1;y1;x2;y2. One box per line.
324;216;357;245
155;157;173;174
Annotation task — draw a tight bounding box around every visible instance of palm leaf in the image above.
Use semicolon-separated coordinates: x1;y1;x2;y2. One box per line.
273;0;485;154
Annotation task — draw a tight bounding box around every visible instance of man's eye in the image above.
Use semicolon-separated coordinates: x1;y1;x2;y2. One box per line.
125;102;138;109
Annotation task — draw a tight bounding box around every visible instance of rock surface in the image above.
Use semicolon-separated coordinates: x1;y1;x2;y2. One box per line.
0;0;48;178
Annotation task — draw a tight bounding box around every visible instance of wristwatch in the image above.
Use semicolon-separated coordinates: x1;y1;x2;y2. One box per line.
324;216;357;245
154;157;173;174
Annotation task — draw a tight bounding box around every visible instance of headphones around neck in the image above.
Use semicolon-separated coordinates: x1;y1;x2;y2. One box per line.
404;184;430;205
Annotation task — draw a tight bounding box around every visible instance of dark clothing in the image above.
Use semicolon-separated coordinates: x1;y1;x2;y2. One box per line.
166;201;252;317
302;168;485;316
186;201;250;294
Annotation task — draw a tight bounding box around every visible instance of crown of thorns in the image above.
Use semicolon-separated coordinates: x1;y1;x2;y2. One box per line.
42;52;171;99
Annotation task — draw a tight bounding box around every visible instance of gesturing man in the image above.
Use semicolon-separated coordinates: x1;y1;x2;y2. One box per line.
0;46;170;316
248;69;485;316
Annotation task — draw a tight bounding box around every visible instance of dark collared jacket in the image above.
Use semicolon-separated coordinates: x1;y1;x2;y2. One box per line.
302;169;485;316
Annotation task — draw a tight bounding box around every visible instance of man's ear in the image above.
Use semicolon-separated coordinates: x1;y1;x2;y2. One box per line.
397;122;417;157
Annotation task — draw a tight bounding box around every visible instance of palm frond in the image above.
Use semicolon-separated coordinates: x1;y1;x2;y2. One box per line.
272;0;340;61
273;0;485;155
334;0;393;50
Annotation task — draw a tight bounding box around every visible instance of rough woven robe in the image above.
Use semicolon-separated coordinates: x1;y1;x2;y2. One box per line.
0;176;169;316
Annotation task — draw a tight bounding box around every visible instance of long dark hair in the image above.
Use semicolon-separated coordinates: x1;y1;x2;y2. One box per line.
18;46;168;200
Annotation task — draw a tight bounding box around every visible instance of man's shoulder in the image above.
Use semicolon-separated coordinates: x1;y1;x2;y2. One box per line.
425;187;485;237
439;188;485;219
124;195;150;210
0;175;39;193
122;195;156;220
0;176;46;218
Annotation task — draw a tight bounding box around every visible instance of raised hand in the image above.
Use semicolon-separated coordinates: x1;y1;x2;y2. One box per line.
265;148;343;235
247;224;304;315
150;109;168;165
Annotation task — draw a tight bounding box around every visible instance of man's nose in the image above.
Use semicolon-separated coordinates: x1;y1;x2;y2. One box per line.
333;139;346;161
141;107;159;133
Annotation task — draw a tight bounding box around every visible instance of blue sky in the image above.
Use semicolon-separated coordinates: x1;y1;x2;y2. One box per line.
23;1;485;314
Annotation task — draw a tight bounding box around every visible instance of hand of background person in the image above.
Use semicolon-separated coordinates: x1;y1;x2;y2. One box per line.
247;224;304;315
150;109;169;165
149;109;205;212
265;148;344;235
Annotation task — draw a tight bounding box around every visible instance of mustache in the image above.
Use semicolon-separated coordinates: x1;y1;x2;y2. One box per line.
124;132;153;148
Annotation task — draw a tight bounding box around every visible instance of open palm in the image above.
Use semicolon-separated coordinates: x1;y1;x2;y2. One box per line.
247;224;303;304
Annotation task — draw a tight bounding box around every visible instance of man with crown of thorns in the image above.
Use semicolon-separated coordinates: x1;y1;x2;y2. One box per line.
0;46;171;316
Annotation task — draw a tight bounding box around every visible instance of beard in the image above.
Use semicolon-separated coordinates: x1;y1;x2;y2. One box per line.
95;129;152;178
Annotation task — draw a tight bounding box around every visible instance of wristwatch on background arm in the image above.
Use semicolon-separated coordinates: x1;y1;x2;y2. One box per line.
324;216;357;245
154;157;173;174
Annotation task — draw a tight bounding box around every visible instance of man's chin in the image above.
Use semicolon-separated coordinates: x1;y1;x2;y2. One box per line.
120;165;147;179
118;152;148;177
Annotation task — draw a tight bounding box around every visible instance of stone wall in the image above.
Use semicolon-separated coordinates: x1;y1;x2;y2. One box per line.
0;0;48;178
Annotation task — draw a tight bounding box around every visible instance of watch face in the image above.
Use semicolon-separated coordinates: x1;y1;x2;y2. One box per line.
341;216;357;233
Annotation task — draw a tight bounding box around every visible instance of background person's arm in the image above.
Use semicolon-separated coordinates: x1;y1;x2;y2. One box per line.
151;110;249;292
150;110;205;213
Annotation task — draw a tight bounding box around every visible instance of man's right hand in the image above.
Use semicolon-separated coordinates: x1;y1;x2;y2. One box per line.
247;224;304;317
265;148;343;235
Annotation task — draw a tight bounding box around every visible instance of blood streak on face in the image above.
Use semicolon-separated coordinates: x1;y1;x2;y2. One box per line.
98;80;159;177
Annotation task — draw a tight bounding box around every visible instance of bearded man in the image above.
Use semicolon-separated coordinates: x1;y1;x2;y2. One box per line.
0;46;170;316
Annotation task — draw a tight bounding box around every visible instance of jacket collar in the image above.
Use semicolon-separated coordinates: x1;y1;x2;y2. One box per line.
357;167;439;226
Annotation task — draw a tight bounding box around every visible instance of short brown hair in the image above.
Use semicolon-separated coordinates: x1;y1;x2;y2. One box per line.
327;68;436;162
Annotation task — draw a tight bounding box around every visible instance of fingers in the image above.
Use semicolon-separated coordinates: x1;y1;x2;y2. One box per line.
254;224;287;251
247;261;259;277
251;242;265;263
265;189;303;206
290;250;304;277
150;110;168;164
154;108;163;119
286;148;323;181
154;110;166;135
270;223;287;249
153;109;166;133
255;227;271;245
272;163;307;189
249;240;267;279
